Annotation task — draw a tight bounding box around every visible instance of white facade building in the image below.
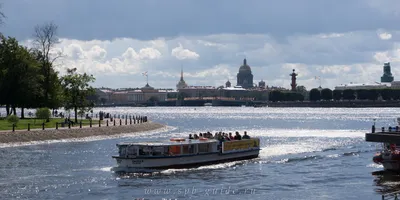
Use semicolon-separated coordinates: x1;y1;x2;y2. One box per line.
334;82;391;90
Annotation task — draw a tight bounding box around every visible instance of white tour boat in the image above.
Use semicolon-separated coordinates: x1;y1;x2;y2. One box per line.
112;137;260;171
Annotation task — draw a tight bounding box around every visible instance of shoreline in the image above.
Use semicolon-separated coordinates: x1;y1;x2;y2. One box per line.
0;121;166;144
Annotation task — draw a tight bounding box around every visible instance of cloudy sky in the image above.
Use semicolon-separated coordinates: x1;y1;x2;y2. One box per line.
1;0;400;90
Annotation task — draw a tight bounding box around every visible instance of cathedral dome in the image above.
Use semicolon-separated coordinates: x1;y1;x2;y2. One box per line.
238;59;251;73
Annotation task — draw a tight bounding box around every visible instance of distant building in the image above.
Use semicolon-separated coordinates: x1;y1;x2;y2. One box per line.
176;68;188;89
236;59;254;89
334;82;390;90
225;80;231;88
258;80;266;88
178;86;218;98
95;88;112;103
381;62;394;83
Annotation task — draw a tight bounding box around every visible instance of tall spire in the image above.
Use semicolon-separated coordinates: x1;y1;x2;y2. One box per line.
177;64;188;89
180;65;184;81
243;58;247;65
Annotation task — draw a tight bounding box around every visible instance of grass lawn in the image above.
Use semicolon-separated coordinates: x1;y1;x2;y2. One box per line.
0;118;100;131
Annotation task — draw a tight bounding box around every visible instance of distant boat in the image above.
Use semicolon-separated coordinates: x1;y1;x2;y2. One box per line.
204;103;212;107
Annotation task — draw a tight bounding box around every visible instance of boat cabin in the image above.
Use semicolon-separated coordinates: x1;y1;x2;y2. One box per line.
116;138;219;158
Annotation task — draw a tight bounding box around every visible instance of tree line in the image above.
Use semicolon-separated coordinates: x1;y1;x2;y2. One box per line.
308;88;400;101
0;15;95;122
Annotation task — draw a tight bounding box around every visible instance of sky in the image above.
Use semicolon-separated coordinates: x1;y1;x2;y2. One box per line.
1;0;400;90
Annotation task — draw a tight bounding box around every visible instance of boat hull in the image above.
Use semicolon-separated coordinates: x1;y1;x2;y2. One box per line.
112;149;259;171
373;153;400;171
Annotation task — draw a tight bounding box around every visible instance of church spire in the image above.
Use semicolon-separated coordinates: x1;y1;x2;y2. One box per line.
243;58;247;65
180;65;184;81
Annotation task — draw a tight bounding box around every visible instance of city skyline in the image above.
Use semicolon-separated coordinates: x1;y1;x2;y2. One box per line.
1;0;399;90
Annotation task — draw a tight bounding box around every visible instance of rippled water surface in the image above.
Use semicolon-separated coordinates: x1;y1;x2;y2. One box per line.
0;107;399;200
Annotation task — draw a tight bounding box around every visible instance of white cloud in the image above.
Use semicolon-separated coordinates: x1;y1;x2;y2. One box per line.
87;45;107;60
379;32;392;40
317;33;345;39
138;48;162;60
171;44;200;60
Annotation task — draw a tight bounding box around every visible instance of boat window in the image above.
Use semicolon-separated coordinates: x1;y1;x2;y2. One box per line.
139;146;153;156
119;145;127;157
169;145;181;155
182;145;195;154
152;146;165;156
127;145;138;156
198;144;210;153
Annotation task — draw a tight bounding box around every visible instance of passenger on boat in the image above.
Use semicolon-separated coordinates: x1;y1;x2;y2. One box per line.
194;134;199;139
242;131;250;139
224;134;231;141
234;131;242;140
229;132;234;140
188;134;194;139
199;133;203;137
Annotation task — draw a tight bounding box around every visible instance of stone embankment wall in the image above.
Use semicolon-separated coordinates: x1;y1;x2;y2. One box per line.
0;121;165;143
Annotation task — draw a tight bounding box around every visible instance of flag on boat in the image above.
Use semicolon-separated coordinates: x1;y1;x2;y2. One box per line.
142;71;148;77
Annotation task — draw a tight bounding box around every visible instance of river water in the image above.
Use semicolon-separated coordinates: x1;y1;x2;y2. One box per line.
0;107;398;200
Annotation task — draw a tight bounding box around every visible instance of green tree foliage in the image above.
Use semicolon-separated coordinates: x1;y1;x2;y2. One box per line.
30;49;63;109
268;91;304;102
35;107;51;122
320;88;333;101
6;115;19;125
342;89;355;100
392;89;400;100
296;85;307;93
177;92;188;100
333;90;342;101
380;88;393;100
61;68;95;123
367;89;379;101
356;89;368;100
269;90;284;102
0;36;43;117
309;88;321;101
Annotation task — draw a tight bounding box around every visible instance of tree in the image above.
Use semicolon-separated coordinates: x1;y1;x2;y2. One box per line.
320;88;333;101
333;90;342;101
269;90;284;102
33;22;62;108
367;89;379;101
342;89;355;100
356;89;368;100
296;85;307;93
392;90;400;100
0;36;42;117
0;4;5;26
380;89;392;100
61;68;95;123
309;88;321;101
35;107;51;122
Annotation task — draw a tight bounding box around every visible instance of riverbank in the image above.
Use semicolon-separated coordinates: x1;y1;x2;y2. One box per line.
0;121;165;144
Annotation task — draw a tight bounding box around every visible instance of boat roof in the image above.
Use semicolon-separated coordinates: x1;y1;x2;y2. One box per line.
118;139;219;146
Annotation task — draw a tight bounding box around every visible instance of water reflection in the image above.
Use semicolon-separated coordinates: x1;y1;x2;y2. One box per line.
373;170;400;196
